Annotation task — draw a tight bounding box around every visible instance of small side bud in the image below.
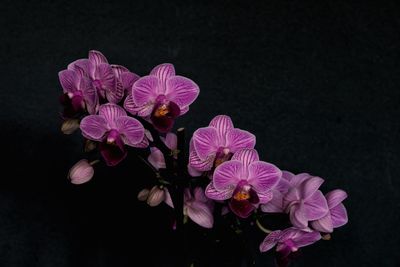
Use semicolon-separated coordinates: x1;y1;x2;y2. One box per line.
147;186;165;207
61;119;80;134
68;159;94;184
137;189;150;201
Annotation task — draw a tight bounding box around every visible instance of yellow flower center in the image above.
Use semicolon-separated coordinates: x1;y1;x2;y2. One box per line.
154;104;169;117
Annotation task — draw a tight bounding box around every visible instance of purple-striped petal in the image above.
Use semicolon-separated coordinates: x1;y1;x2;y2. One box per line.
189;149;214;172
311;214;333;233
80;77;98;114
106;80;124;104
258;190;273;204
150;63;175;84
192;127;219;160
121;72;140;91
111;64;129;77
80;115;108;141
213;160;243;190
209;115;234;141
205;183;233;200
99;103;126;127
68;59;90;77
290;173;312;187
89;50;108;65
96;63;116;92
231;149;259;166
59;69;78;93
261;190;285;212
132;76;159;106
325;189;348;208
248;161;281;192
225;129;256;153
303;190;329;220
187;201;214;228
165;76;199;108
330;203;348;228
259;230;282;252
115;116;144;147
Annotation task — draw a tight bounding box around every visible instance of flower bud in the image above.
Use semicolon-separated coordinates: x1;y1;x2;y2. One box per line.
84;140;97;152
61;119;80;134
147;186;165;207
68;159;94;184
137;189;150;201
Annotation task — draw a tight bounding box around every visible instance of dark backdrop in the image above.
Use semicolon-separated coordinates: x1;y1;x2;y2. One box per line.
0;1;399;266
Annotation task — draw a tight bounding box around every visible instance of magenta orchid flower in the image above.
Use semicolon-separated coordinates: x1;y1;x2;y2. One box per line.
165;187;214;229
259;228;321;257
124;63;199;132
58;68;97;117
68;50;127;103
311;189;348;233
281;174;329;229
148;133;177;170
189;115;256;175
80;103;145;166
205;149;281;218
111;64;140;94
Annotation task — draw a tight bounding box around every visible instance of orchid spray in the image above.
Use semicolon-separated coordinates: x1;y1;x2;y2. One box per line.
59;51;348;267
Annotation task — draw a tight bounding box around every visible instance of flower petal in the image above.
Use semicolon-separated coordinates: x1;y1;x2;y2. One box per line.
193;187;208;203
165;133;177;150
261;190;285;212
132;76;159;106
330;203;348;228
213;160;243;190
299;176;324;200
248;161;281;193
231;148;259;166
259;230;282;252
150;63;175;84
283;187;300;207
121;72;140;91
99;103;126;127
189;149;214;172
258;190;273;204
229;198;255;218
106;79;124;104
68;59;90;77
325;189;348;208
59;69;78;93
80;115;108;141
115;116;145;147
148;148;165;170
165;76;199;108
192;127;219;160
311;214;333;233
303;190;329;220
89;50;108;65
205;183;233;200
209;115;234;141
111;64;129;77
96;63;117;92
289;204;308;229
80;77;98;114
293;230;321;248
99;134;127;166
187;201;214;228
225;129;256;153
290;173;312;187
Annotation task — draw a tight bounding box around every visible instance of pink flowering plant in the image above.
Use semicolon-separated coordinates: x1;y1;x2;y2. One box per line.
59;51;348;267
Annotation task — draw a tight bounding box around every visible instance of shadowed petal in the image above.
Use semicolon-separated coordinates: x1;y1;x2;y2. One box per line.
193;187;208;203
89;50;108;65
248;161;281;192
229;198;255;218
115;116;144;146
111;64;129;77
81;77;98;114
311;214;333;233
99;133;127;166
189;149;214;171
261;190;285;212
107;80;124;103
97;63;116;92
80;115;108;141
165;76;199;108
209;115;234;141
225;129;256;153
330;203;348;228
231;149;259;166
205;183;233;200
187;201;214;228
303;190;329;220
283;188;300;206
148;148;165;169
132;76;159;106
325;189;348;208
259;230;282;252
258;190;273;204
192;127;219;160
289;204;308;229
165;133;177;150
293;230;321;248
121;72;140;90
213;160;243;190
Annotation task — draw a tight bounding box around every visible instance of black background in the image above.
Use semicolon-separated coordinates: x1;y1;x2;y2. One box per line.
0;0;399;266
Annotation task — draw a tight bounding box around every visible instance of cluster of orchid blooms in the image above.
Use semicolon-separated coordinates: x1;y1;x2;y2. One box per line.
60;51;348;267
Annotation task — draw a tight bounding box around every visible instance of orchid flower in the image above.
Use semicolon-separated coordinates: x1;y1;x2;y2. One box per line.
68;50;127;103
282;174;329;229
165;187;214;229
80;103;145;166
259;228;321;257
148;133;177;170
311;189;348;233
58;68;97;117
124;63;199;132
205;149;281;218
188;115;256;176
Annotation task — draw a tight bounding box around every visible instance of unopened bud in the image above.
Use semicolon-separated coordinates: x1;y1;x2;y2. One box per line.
147;186;165;207
68;159;94;184
61;119;80;134
137;189;150;201
84;140;97;152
